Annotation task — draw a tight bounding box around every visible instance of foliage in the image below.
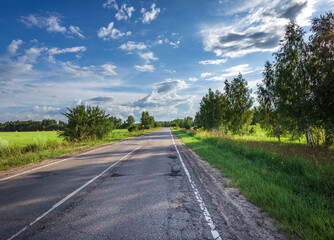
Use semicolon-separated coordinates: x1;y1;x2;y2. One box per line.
0;119;65;132
257;61;286;141
140;111;155;129
61;105;114;141
224;74;253;135
195;74;253;135
195;88;229;131
128;124;139;132
309;12;334;146
257;14;334;147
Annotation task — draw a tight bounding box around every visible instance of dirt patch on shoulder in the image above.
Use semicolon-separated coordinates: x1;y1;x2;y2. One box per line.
173;133;285;240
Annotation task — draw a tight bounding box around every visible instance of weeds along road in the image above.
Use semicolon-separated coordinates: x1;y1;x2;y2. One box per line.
0;128;283;240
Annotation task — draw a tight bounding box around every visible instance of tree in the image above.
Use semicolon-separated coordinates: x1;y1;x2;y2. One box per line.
224;74;253;135
126;115;135;127
195;88;229;131
309;12;334;146
257;61;286;141
274;21;315;146
140;111;155;129
61;105;113;141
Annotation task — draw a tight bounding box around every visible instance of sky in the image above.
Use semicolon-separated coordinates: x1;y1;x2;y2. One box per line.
0;0;333;122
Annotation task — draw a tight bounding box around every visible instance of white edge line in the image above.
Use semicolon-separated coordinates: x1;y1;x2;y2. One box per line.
7;145;142;240
0;144;113;182
169;129;222;240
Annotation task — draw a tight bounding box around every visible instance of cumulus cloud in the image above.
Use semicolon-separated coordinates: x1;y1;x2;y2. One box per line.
97;22;131;40
20;13;84;38
134;64;155;72
201;0;319;58
200;72;212;78
7;39;23;55
131;79;189;108
188;77;198;82
115;4;135;21
199;59;227;65
207;64;260;81
138;51;158;61
103;0;118;10
141;3;160;24
119;41;147;52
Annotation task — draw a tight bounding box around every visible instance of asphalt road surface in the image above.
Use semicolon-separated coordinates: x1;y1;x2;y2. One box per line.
0;128;284;240
0;128;225;240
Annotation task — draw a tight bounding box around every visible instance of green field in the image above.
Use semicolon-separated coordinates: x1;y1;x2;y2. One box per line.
172;128;334;239
0;128;161;171
0;131;62;145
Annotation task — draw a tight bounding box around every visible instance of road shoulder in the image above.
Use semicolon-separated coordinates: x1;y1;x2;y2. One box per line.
172;131;286;239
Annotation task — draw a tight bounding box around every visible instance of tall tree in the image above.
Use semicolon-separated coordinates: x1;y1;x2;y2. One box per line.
257;61;285;141
126;115;135;127
274;21;314;145
195;88;229;131
309;12;334;146
224;74;253;135
140;111;155;129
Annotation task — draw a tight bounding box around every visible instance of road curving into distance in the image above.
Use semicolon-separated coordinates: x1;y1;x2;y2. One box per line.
0;128;284;240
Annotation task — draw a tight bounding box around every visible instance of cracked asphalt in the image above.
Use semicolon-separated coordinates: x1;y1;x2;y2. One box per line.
0;128;221;240
0;127;285;240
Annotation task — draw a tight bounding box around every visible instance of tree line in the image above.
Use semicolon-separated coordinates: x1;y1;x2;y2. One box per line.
0;119;65;132
194;12;334;147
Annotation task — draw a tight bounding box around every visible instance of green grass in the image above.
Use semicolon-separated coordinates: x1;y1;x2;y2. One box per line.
0;128;161;171
0;131;62;145
172;128;334;240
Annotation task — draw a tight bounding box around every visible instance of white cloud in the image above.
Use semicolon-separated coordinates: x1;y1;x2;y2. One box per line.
199;59;227;65
7;39;23;55
141;3;160;24
115;4;135;21
200;72;212;78
119;41;147;52
188;77;198;82
134;64;155;72
97;22;131;40
100;63;117;76
20;14;84;38
48;46;86;55
201;0;321;58
68;26;85;38
103;0;118;10
138;51;158;61
207;64;259;81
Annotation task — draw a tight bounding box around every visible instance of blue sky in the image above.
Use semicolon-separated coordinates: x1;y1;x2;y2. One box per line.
0;0;333;122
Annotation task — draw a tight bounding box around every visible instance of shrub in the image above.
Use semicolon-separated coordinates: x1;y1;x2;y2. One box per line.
61;105;114;141
128;125;139;132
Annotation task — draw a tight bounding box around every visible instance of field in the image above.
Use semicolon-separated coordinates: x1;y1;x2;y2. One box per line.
172;128;334;240
0;128;161;171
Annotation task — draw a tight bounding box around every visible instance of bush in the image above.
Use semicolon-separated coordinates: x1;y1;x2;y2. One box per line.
61;105;114;141
128;125;139;132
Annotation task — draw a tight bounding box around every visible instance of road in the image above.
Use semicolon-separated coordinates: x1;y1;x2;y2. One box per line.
0;128;284;240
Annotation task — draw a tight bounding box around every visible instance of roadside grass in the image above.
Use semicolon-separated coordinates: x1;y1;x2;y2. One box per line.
172;128;334;240
0;128;161;171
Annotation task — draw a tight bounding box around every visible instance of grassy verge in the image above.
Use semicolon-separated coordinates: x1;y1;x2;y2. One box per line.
172;128;334;240
0;128;161;171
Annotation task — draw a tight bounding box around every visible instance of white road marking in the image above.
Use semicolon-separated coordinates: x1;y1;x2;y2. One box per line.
7;145;142;240
0;144;114;182
169;129;222;240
